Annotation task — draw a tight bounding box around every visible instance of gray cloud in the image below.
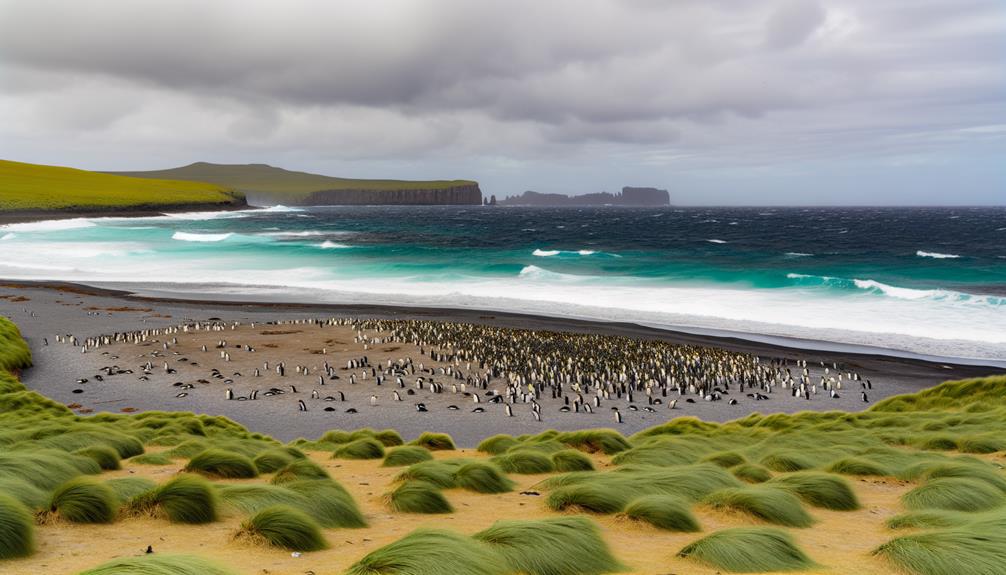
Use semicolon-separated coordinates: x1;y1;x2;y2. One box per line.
0;0;1003;204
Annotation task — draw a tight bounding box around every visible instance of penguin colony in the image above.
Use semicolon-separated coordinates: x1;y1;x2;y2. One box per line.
55;317;874;423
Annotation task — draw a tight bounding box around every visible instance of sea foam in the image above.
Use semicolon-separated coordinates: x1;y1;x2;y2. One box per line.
0;218;96;232
172;232;233;242
917;250;960;259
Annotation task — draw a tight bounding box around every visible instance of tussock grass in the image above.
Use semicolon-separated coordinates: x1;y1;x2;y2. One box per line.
543;463;741;506
252;449;297;473
827;457;892;476
554;429;632;454
918;462;1006;493
768;472;860;511
0;478;47;510
130;453;172;465
702;450;747;468
79;554;237;575
703;486;814;527
42;477;118;524
184;449;258;478
902;478;1006;512
507;440;567;454
271;458;330;484
886;510;979;530
334;438;386;460
75;445;121;470
871;375;1006;412
678;527;816;572
387;481;453;514
477;434;520;455
235;505;328;552
346;529;507;575
474;516;623;575
105;477;157;504
623;495;700;532
374;429;405;447
875;521;1006;575
491;451;555;474
126;474;218;524
409;432;456;451
454;462;515;494
284;479;367;528
382;446;434;467
0;494;34;559
551;449;595;472
958;435;1006;454
395;460;466;488
733;463;772;483
547;483;634;514
759;450;818;472
0;451;89;490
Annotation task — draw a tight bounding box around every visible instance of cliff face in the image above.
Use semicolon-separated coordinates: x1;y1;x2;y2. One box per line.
499;186;669;207
297;184;482;206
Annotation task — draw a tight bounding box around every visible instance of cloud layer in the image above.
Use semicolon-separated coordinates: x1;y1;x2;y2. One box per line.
1;0;1003;204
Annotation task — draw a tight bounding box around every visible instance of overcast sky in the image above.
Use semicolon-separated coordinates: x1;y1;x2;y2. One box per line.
1;0;1003;205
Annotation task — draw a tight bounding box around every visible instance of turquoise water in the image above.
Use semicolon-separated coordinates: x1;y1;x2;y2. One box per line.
2;205;1004;361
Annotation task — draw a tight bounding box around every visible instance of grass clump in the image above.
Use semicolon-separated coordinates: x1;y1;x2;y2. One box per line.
382;446;434;467
130;453;172;465
477;434;520;455
547;483;634;514
0;494;34;559
74;445;121;470
702;450;747;468
768;472;860;511
886;510;979;530
703;486;814;527
105;477;157;504
759;450;817;472
184;449;258;478
678;527;816;572
874;522;1006;575
285;479;367;528
454;462;515;494
43;477;118;524
79;554;237;575
827;457;892;476
0;477;47;509
387;481;453;514
491;451;555;474
555;429;632;454
551;449;595;472
346;529;507;575
334;438;386;460
623;495;700;532
919;462;1006;493
474;516;623;575
126;474;218;524
374;429;405;447
235;505;328;552
394;460;465;489
252;449;297;473
902;478;1006;512
271;458;329;484
409;432;456;451
733;463;772;483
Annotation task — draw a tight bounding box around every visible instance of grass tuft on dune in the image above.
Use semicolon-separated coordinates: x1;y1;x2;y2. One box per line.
334;438;386;460
125;474;218;524
387;481;453;514
767;472;860;511
235;505;328;552
79;554;237;575
42;477;118;524
0;494;34;559
409;432;456;451
491;451;555;474
477;434;520;455
184;449;258;478
382;446;434;467
703;486;815;527
74;445;122;471
346;529;508;575
453;461;515;494
474;516;623;575
902;477;1006;512
270;458;330;484
678;527;816;572
623;495;701;532
551;449;595;472
875;521;1006;575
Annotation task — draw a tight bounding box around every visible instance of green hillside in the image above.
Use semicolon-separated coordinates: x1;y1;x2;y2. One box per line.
111;162;478;202
0;160;244;213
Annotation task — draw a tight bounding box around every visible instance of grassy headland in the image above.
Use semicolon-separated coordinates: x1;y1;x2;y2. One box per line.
0;160;244;215
1;315;1005;574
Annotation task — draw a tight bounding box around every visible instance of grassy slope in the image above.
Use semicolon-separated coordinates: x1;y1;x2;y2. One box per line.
111;162;477;201
0;160;244;212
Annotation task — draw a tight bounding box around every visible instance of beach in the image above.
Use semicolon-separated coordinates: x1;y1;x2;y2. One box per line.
2;280;1000;446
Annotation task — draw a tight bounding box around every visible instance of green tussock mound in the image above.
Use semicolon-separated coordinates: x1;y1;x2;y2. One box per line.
270;458;330;484
886;509;981;530
409;432;456;451
704;486;814;527
916;462;1006;493
491;451;555;474
454;462;515;494
252;448;297;473
184;449;258;478
0;477;47;510
871;375;1006;412
827;457;892;476
474;516;623;575
73;445;121;471
235;505;327;552
79;554;237;575
105;477;157;504
507;439;567;455
0;494;34;559
702;450;747;468
547;483;634;514
678;527;816;572
733;463;772;483
130;453;172;465
477;434;520;455
623;495;701;532
334;438;386;460
759;450;818;472
220;479;365;528
0;318;32;372
768;472;861;510
395;460;466;488
543;463;741;510
382;446;434;467
126;474;218;524
551;449;595;472
875;523;1006;575
554;429;632;454
902;478;1006;512
374;429;405;447
0;451;89;491
43;477;118;524
387;481;453;514
346;529;507;575
957;435;1006;454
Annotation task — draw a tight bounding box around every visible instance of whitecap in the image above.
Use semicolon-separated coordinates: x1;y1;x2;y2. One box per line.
318;241;352;249
1;233;15;240
853;279;945;300
260;231;326;237
707;239;727;244
917;250;960;259
533;249;560;257
162;211;243;221
578;250;596;255
0;218;96;232
172;232;233;242
785;252;813;257
258;205;304;213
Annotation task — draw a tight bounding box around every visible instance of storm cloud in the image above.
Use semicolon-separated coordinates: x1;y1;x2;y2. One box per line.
1;0;1003;204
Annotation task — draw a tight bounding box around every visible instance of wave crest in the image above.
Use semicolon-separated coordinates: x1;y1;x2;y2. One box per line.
0;218;96;232
172;232;233;242
917;250;960;259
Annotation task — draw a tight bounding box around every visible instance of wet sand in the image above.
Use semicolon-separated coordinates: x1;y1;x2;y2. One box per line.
1;281;1001;446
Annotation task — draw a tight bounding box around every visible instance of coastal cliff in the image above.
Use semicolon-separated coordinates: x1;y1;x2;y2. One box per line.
499;186;670;207
301;184;482;206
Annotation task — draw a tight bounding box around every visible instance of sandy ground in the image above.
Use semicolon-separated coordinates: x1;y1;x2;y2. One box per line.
2;446;934;575
1;282;1002;446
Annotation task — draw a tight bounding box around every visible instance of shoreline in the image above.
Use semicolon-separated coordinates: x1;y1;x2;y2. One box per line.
0;201;251;225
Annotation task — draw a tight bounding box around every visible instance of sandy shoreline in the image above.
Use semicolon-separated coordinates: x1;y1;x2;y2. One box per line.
2;280;1002;447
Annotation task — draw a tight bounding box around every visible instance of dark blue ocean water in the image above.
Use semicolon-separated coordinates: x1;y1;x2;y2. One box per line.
2;206;1004;360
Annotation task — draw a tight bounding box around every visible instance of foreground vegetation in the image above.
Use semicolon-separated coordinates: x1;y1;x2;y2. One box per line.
1;315;1005;574
0;159;244;212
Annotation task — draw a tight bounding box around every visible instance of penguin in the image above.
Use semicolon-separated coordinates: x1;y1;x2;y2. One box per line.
504;404;513;417
175;392;188;398
311;390;320;399
447;405;459;411
393;390;402;401
613;409;623;424
416;403;428;412
298;399;307;411
370;395;378;406
472;407;486;413
861;392;869;403
533;410;541;422
346;408;358;414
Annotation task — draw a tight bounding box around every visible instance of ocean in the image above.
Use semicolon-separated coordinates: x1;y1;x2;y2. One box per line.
1;205;1004;363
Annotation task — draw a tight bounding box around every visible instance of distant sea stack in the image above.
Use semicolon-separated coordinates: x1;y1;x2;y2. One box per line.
110;162;482;206
498;186;670;207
